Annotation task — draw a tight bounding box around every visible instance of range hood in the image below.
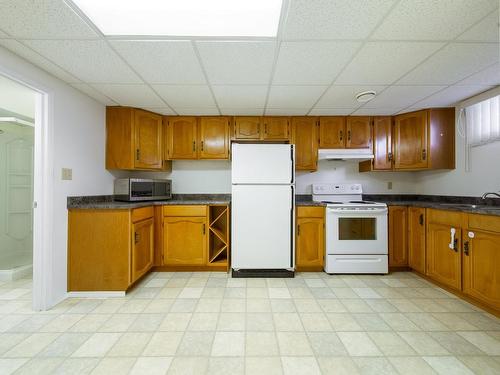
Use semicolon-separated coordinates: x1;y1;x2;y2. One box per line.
318;148;374;161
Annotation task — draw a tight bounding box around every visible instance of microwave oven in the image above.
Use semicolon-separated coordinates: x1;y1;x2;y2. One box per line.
114;178;172;202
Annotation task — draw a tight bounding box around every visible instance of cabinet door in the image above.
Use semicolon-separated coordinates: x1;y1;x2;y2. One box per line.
199;117;230;159
161;118;172;171
296;217;324;270
372;116;393;170
262;117;290;140
346;116;371;149
292;117;318;171
427;222;461;290
394;110;428;169
463;229;500;310
131;218;154;283
167;117;198;159
134;109;163;169
234;117;261;139
408;207;426;274
319;117;346;148
389;206;408;267
163;216;207;265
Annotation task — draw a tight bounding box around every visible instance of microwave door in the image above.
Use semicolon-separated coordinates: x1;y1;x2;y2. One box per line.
131;180;154;200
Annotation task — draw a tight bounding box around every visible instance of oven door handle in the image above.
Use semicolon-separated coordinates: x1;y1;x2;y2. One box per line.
327;208;388;214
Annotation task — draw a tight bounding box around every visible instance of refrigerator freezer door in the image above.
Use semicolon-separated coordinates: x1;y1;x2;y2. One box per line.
232;184;294;269
232;143;294;184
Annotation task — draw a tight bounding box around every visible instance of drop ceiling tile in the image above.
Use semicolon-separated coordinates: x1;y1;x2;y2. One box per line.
267;85;327;109
411;85;494;107
110;41;206;84
353;107;404;115
141;107;176;115
71;83;117;105
364;85;446;108
458;63;500;85
309;108;358;115
1;0;98;39
372;0;497;40
264;108;310;116
153;85;215;108
23;40;142;83
196;41;275;84
457;11;499;42
399;43;499;85
211;85;268;108
315;85;387;108
0;39;81;83
283;0;397;40
335;42;444;85
220;108;264;115
273;41;360;85
90;84;164;106
174;108;220;115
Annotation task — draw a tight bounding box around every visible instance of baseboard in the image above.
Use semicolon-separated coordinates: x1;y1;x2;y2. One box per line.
0;264;33;281
67;291;126;298
153;265;228;272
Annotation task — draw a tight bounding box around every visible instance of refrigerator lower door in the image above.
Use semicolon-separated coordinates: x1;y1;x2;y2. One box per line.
232;143;294;184
232;184;294;270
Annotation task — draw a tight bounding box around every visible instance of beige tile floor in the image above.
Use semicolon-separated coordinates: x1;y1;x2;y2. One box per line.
0;271;499;374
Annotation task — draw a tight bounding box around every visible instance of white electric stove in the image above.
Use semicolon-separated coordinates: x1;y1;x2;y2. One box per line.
312;183;388;274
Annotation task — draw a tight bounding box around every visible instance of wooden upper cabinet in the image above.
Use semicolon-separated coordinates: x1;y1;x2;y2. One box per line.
408;206;426;274
134;109;163;169
463;215;500;310
372;116;392;170
106;107;168;171
319;117;346;148
198;117;230;159
262;117;290;140
166;117;198;159
426;209;463;291
234;117;261;140
291;117;318;171
393;110;428;170
346;116;371;149
388;206;408;267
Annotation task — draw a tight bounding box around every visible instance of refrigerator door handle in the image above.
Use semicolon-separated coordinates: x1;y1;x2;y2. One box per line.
290;145;295;184
290;185;295;268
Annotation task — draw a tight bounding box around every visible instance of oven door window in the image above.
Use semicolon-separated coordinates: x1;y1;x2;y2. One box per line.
339;217;376;240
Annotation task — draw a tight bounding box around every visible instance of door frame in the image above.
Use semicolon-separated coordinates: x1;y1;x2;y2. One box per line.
0;69;53;311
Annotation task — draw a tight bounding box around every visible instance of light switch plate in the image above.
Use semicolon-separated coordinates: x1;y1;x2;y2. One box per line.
62;168;72;180
387;181;393;190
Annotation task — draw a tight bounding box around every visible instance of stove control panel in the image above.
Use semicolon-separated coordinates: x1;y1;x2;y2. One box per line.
312;183;362;195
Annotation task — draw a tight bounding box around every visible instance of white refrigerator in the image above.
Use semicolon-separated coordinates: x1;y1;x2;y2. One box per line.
231;143;295;276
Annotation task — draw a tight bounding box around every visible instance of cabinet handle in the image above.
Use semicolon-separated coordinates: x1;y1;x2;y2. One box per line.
297;224;300;236
201;141;204;151
448;228;457;252
192;141;196;152
264;123;268;134
134;232;140;244
463;240;470;256
339;130;343;141
202;224;206;235
388;152;393;162
419;214;424;226
136;149;140;161
422;149;427;161
347;130;351;141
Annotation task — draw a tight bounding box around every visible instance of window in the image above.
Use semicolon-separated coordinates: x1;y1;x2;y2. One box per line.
465;94;500;147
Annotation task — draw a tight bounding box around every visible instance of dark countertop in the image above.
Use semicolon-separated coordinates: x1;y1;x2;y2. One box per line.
68;193;500;216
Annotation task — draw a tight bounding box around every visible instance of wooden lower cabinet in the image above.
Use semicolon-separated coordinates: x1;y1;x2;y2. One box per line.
426;209;463;291
388;206;408;267
296;206;324;271
163;216;207;266
408;206;426;274
68;206;154;292
463;214;500;310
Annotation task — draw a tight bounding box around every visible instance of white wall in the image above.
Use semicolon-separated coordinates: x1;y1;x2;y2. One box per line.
0;46;114;308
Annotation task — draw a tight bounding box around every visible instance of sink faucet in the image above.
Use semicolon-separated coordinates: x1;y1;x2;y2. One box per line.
481;192;500;199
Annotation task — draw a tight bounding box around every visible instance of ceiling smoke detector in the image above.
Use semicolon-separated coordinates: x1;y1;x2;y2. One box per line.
356;91;377;103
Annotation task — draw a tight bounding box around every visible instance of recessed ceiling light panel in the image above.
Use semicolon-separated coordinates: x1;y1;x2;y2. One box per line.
356;90;377;102
70;0;283;37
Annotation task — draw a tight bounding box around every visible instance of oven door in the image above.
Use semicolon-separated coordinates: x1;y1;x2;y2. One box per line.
326;207;388;255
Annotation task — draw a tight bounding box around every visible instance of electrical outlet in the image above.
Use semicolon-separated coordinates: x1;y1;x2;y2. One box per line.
387;181;393;190
61;168;72;180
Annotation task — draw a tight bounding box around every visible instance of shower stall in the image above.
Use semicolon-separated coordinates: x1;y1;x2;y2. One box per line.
0;117;34;280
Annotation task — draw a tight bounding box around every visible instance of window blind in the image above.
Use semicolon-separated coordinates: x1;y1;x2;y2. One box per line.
465;94;500;146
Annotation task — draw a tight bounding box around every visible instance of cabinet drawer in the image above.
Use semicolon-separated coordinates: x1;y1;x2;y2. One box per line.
468;214;500;233
163;205;207;217
297;206;324;218
132;206;154;223
427;208;464;227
